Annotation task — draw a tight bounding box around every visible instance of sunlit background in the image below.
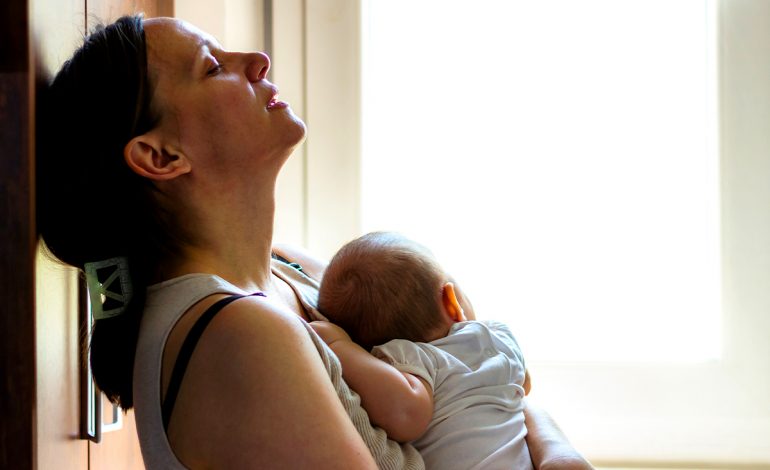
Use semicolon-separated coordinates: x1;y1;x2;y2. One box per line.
361;0;720;363
177;0;770;465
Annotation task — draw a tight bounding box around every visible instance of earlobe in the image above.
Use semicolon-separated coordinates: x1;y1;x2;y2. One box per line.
124;133;191;181
442;282;467;323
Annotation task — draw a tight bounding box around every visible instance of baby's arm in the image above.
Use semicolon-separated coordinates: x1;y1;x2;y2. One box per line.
309;321;433;443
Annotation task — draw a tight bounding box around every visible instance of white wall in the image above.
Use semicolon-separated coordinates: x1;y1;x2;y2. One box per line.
173;0;264;51
270;0;308;248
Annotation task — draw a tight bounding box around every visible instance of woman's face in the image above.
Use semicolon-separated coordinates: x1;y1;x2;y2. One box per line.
142;18;306;181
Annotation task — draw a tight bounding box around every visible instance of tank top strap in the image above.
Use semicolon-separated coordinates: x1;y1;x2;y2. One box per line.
161;292;265;432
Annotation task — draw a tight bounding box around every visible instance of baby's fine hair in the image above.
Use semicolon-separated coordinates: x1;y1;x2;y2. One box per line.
318;231;447;350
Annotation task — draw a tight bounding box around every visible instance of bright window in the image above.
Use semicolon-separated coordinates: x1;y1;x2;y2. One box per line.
361;0;720;362
284;0;770;462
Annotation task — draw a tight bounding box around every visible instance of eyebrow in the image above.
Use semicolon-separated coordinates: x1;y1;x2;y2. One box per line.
199;37;224;54
198;38;215;51
191;40;215;75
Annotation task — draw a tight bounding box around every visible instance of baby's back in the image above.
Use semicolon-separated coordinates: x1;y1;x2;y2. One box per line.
373;320;533;470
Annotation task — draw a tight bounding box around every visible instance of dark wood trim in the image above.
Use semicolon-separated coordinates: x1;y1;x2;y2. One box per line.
0;0;28;73
0;0;36;469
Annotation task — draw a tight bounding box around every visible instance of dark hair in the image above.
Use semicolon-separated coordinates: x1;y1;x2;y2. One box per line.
318;232;447;350
37;15;168;409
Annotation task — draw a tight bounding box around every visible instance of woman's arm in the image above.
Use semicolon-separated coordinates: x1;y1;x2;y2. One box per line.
524;398;594;470
310;321;434;443
167;297;378;469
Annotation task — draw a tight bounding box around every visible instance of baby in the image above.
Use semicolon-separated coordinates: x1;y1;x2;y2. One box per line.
311;231;533;470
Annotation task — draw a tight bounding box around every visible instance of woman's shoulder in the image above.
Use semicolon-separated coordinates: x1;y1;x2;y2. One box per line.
158;292;316;407
162;292;317;395
163;294;361;466
194;293;313;351
136;277;321;468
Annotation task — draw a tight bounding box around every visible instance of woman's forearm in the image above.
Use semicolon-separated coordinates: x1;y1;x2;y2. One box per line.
524;399;594;470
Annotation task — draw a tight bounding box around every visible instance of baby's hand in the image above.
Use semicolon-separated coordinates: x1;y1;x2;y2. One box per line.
309;321;352;347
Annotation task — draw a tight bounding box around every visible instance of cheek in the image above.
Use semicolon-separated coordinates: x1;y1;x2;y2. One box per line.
174;82;252;128
167;83;291;163
180;102;268;167
163;104;228;167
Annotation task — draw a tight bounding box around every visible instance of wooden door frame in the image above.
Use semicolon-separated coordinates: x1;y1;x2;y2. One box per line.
0;0;36;468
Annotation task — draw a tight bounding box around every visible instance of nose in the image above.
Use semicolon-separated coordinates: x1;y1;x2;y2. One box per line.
245;51;270;82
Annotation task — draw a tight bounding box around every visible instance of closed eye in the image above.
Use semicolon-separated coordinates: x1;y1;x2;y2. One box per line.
206;63;223;76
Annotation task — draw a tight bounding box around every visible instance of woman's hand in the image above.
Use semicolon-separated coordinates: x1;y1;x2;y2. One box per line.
309;320;352;347
524;398;594;470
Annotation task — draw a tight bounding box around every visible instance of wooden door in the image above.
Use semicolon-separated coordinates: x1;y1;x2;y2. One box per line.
0;0;36;467
32;0;90;465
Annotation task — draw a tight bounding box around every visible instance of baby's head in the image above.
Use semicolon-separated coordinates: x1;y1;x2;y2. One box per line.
318;231;468;350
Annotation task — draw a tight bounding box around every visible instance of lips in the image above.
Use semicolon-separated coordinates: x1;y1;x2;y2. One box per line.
267;99;288;110
266;88;289;110
265;85;284;110
267;86;278;104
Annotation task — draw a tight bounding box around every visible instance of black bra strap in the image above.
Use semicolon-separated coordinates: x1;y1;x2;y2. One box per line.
271;252;291;264
272;252;304;273
162;292;265;432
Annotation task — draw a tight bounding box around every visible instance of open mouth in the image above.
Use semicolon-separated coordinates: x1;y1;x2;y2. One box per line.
266;93;288;110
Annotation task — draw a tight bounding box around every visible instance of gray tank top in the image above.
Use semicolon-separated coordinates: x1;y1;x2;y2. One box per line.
133;259;424;469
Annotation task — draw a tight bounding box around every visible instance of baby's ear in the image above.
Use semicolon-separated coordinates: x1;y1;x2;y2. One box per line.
124;131;191;181
441;282;467;323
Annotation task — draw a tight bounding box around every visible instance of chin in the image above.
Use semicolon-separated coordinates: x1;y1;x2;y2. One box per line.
271;119;306;165
286;114;307;147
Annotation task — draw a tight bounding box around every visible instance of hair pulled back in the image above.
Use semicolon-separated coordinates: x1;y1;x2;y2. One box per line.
37;15;169;409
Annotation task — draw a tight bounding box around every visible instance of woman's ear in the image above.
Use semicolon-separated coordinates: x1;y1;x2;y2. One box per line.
124;132;191;181
441;282;467;323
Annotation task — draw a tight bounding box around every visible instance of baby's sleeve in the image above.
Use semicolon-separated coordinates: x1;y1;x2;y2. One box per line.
371;340;438;391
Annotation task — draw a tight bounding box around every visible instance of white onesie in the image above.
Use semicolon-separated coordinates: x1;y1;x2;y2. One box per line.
372;320;533;470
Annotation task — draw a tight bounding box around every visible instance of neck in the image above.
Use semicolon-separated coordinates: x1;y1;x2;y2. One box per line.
160;179;279;292
424;317;455;343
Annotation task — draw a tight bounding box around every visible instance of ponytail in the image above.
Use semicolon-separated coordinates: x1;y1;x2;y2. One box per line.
37;15;163;410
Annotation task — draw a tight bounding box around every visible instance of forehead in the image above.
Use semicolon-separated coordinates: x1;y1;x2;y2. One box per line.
143;18;220;76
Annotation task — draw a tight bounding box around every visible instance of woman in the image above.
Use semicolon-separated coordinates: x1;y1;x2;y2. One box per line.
37;15;591;469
